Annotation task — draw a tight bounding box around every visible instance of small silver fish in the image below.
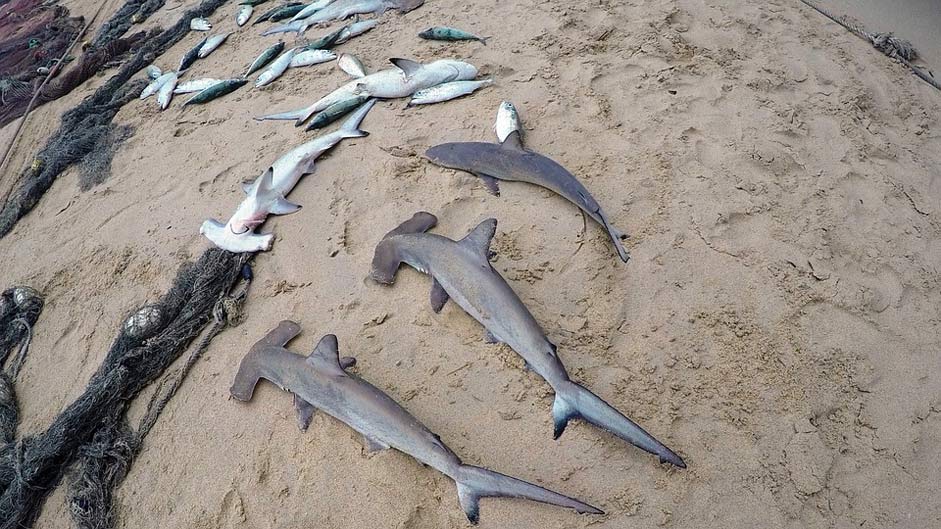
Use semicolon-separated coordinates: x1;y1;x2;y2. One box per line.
190;17;212;31
289;49;337;68
175;78;224;94
145;65;162;80
140;71;175;99
291;0;336;21
407;79;493;106
157;72;178;110
337;53;366;78
198;33;231;58
236;5;253;26
256;48;298;87
335;19;379;44
494;100;521;143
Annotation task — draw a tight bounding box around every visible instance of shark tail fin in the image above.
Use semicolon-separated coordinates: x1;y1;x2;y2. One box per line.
597;213;630;263
339;98;376;138
552;380;685;468
453;465;602;524
370;212;438;284
231;321;302;400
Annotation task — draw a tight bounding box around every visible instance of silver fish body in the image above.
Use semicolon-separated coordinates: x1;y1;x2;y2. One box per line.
246;41;286;75
407;79;492;106
190;17;212;31
256;48;298;87
156;72;178;110
290;0;336;21
494;100;521;143
197;32;231;58
335;18;379;43
140;71;174;99
289;49;337;68
174;78;224;94
236;5;253;26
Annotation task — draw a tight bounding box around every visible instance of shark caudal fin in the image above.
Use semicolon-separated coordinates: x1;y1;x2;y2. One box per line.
597;213;630;263
338;98;376;139
231;321;302;400
453;465;602;524
552;380;685;468
369;212;438;284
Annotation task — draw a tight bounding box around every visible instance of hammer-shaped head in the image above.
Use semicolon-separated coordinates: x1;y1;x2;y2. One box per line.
230;320;301;400
200;218;274;253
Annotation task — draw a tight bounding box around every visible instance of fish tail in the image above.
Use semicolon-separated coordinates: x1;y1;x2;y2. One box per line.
552;380;685;468
598;213;630;263
478;36;490;45
370;212;438;284
257;106;310;121
453;464;602;524
338;98;376;138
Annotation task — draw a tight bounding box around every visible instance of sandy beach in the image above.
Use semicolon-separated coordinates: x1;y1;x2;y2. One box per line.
1;0;939;527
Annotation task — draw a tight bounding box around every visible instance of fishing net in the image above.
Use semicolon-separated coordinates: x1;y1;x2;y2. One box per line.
78;124;134;191
0;0;231;240
0;0;83;83
0;286;44;446
0;248;253;529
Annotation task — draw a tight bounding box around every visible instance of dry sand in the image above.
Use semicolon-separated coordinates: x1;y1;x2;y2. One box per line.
1;0;940;528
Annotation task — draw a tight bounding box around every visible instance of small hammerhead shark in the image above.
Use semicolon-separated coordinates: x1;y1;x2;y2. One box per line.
230;321;603;524
371;213;684;467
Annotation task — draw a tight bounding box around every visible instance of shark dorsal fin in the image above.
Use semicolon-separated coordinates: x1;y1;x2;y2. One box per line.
306;334;347;375
458;218;497;264
501;130;524;151
390;58;422;80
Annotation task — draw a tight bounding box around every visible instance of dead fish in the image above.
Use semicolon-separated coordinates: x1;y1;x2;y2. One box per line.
156;72;178;110
335;18;379;43
255;47;298;87
290;0;336;21
260;19;306;36
174;78;223;94
190;17;212;31
407;79;493;106
230;324;604;524
302;25;345;49
494;100;521;143
419;26;488;45
337;53;366;77
184;78;249;105
179;36;209;72
302;0;423;26
305;92;369;130
425;131;630;263
371;213;679;465
145;65;162;80
140;71;174;99
237;5;253;26
254;2;304;24
289;49;337;68
246;41;285;76
197;32;231;58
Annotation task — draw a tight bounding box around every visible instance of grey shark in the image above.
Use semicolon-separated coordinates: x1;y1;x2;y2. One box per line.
425;132;630;263
370;213;684;467
231;322;603;523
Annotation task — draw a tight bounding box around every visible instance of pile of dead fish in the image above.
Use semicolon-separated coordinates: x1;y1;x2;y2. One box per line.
146;0;684;524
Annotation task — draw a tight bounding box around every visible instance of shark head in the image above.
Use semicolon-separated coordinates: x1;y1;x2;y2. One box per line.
424;142;483;172
200;218;274;253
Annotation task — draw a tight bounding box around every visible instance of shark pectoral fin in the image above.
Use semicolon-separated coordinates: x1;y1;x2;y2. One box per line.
362;435;390;453
430;278;449;313
294;393;318;431
483;329;499;344
389;57;422;80
241;180;256;194
473;173;501;196
459;218;498;264
271;198;302;215
500;130;525;151
306;334;348;375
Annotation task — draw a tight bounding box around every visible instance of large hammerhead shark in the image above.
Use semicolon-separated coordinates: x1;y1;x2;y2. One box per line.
370;213;685;467
230;321;603;524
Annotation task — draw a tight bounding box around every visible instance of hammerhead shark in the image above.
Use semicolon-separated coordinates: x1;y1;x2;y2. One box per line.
200;99;375;253
230;322;603;523
371;213;685;467
425;131;630;263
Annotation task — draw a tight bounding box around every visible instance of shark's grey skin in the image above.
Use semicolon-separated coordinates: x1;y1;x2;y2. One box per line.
425;132;630;263
300;0;422;26
425;131;630;263
231;322;603;524
371;213;684;467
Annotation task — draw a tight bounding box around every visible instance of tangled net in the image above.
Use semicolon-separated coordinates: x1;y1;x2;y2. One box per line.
0;248;252;529
0;286;43;447
0;0;231;240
